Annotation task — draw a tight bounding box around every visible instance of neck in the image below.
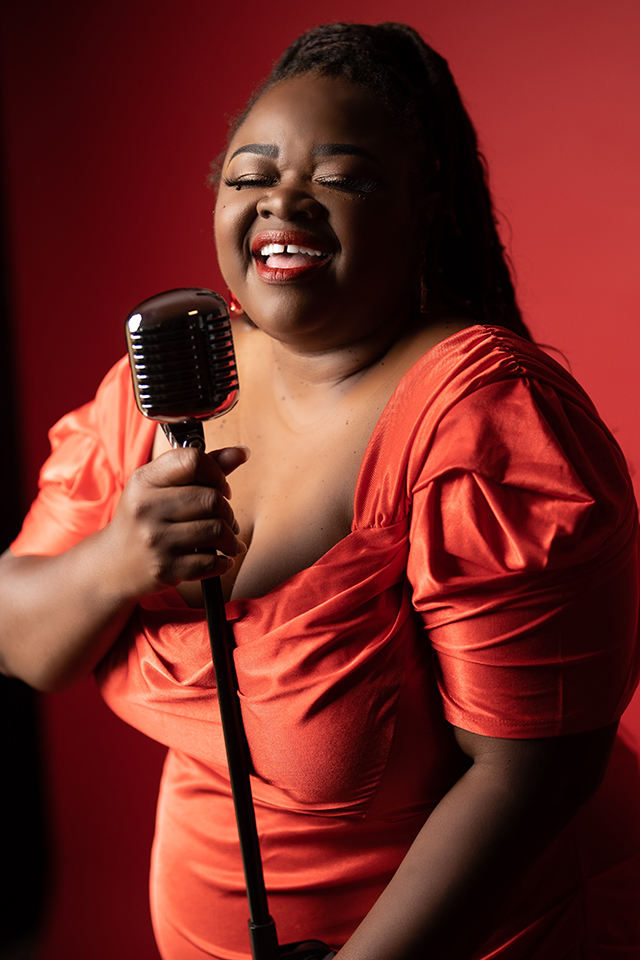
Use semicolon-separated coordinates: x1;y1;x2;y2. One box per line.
268;313;416;390
252;317;404;431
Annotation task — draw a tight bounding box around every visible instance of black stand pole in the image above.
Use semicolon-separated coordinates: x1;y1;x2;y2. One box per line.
201;577;335;960
202;576;280;960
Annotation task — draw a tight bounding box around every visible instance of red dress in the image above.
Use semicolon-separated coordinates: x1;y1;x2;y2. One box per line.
12;326;640;959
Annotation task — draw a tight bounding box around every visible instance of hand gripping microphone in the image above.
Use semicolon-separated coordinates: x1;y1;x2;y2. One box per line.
125;289;335;960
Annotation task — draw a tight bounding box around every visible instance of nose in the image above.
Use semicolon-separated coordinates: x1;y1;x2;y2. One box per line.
256;182;324;222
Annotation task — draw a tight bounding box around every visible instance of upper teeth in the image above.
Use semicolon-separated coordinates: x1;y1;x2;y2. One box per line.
259;243;324;257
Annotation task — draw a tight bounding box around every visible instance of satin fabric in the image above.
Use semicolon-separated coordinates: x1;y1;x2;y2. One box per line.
12;326;640;959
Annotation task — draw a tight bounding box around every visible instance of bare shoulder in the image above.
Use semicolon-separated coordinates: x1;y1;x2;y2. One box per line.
373;314;477;388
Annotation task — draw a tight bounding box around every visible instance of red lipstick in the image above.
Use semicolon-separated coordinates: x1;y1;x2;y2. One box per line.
251;231;333;283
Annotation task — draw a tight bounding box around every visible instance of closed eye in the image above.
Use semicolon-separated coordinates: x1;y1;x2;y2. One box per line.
315;176;378;194
223;175;278;190
222;173;379;193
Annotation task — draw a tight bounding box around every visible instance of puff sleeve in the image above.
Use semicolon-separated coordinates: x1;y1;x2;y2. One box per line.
11;356;156;557
406;375;640;738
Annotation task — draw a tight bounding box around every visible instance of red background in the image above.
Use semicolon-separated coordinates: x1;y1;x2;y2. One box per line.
1;2;639;958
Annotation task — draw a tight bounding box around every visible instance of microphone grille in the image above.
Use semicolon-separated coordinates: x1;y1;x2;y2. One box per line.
125;288;239;422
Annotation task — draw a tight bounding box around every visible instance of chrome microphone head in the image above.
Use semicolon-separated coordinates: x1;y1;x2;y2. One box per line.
125;288;239;425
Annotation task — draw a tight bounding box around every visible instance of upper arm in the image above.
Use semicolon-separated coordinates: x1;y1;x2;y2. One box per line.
453;722;619;813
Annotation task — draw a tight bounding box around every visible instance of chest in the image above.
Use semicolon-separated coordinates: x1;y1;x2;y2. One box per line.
151;359;394;605
204;379;386;601
156;319;455;605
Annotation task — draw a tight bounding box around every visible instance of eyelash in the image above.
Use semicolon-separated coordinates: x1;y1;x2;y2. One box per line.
316;176;378;194
223;175;276;190
222;175;378;194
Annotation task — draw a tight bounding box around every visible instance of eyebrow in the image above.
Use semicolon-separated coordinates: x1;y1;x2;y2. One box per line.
228;142;381;164
228;143;279;161
313;143;381;164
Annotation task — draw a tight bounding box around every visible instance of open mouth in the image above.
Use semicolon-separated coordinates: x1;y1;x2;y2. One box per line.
251;232;332;282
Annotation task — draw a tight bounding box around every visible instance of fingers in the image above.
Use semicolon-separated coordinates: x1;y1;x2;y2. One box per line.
143;518;245;583
112;445;250;594
158;501;244;558
131;449;244;544
140;482;238;529
149;445;250;498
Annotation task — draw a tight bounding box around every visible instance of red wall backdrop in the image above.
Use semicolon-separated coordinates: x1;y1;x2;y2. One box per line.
1;2;639;958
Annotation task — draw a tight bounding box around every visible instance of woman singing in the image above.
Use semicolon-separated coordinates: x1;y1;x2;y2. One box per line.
1;22;639;960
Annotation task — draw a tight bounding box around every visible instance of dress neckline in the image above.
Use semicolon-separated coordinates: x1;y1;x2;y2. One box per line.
159;324;520;613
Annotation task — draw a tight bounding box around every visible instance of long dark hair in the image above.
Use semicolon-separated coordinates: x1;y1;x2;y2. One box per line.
232;22;530;340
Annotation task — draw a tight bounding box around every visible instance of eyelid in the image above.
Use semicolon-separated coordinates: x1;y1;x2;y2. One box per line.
315;175;378;194
223;155;277;179
222;173;278;189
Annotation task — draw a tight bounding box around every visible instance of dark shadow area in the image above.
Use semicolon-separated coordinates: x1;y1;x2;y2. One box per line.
0;123;48;960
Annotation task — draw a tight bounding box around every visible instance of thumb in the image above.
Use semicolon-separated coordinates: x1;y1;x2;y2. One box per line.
209;445;251;477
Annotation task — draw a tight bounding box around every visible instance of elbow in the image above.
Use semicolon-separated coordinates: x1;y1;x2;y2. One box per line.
0;660;50;693
0;649;86;694
28;661;93;694
26;673;75;695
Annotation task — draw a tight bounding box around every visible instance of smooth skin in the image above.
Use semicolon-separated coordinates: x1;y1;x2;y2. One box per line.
0;74;618;958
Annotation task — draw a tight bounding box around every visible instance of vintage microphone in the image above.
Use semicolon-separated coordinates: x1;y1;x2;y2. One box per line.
125;288;335;960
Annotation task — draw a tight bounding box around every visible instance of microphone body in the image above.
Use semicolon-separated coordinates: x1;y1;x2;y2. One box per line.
125;287;238;447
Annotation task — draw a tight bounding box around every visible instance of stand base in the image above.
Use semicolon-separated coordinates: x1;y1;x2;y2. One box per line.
248;919;334;959
280;941;336;959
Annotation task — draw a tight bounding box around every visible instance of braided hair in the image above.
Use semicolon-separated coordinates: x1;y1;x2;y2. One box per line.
231;22;530;340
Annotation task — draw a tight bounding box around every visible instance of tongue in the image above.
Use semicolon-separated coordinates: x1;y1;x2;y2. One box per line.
266;252;318;269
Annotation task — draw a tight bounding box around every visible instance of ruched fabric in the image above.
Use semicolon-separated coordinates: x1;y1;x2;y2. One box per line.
12;327;640;959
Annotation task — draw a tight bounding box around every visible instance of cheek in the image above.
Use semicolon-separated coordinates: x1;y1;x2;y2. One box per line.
213;199;235;253
214;200;249;286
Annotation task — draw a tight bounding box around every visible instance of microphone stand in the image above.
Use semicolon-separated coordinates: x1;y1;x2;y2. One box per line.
167;422;335;960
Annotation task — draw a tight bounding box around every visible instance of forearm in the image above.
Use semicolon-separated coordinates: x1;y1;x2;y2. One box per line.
334;771;538;959
0;534;141;692
335;725;617;960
